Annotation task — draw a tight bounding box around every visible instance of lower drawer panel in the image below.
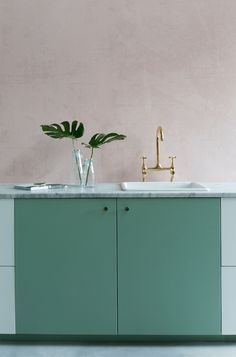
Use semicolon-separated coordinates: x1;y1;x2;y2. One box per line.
0;267;15;334
222;267;236;335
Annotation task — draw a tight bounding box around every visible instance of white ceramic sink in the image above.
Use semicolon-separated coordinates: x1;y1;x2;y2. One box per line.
121;182;209;191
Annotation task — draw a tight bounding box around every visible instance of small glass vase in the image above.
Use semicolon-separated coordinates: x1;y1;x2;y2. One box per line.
82;159;95;187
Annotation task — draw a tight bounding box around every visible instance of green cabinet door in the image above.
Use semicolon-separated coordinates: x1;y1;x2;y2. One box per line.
117;198;221;335
15;198;117;335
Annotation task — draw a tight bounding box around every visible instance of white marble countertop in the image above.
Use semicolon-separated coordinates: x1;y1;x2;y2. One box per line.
1;182;236;198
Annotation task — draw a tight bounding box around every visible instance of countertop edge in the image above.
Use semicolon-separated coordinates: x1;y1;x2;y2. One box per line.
0;183;236;198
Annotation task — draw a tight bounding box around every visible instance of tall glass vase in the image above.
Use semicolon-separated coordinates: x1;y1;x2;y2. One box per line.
72;140;95;187
72;139;83;186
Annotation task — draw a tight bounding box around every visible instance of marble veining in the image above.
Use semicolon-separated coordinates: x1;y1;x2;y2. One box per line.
1;183;236;198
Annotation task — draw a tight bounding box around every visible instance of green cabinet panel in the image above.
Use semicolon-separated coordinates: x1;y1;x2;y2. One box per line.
15;199;117;335
117;198;221;335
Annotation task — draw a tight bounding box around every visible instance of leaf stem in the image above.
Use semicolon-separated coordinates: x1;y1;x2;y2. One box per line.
85;148;94;186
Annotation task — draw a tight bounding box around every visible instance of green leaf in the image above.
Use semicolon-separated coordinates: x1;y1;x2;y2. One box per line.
41;121;84;140
83;132;126;149
102;133;126;144
51;124;63;131
61;121;70;133
71;120;78;133
75;122;84;138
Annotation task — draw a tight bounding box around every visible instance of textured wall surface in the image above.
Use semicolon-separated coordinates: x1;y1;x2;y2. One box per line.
0;0;236;183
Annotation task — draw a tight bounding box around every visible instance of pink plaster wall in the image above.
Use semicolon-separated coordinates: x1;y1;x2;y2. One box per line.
0;0;236;183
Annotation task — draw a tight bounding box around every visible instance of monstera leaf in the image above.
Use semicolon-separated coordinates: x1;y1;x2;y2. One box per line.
82;132;126;185
83;132;126;149
41;121;84;140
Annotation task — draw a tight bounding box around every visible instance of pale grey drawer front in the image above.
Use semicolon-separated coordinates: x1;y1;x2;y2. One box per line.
0;267;15;333
0;199;14;266
221;198;236;266
222;267;236;334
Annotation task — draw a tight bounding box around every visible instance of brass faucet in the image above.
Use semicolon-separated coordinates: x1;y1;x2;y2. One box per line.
142;126;176;182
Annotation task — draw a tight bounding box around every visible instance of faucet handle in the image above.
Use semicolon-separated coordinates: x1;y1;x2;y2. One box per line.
169;156;176;182
141;156;148;182
169;156;176;168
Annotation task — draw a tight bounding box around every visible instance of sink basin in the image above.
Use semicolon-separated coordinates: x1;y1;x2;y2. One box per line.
121;182;209;191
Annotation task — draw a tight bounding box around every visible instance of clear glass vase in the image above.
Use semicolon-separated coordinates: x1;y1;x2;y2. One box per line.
72;139;83;186
72;140;95;187
82;159;95;187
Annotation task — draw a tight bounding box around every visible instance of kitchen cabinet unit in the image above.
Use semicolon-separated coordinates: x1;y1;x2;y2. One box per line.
117;198;221;335
15;199;117;335
10;195;221;337
0;199;15;334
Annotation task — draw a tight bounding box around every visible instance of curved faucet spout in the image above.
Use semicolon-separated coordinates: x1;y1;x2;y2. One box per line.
157;126;164;141
156;126;164;168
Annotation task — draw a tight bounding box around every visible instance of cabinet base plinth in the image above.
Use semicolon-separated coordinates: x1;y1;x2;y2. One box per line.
0;335;232;343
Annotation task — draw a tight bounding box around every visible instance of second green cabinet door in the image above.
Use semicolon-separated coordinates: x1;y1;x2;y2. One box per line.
117;198;221;335
15;199;117;335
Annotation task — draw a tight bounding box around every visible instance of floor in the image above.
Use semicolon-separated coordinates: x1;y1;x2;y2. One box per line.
1;343;236;357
